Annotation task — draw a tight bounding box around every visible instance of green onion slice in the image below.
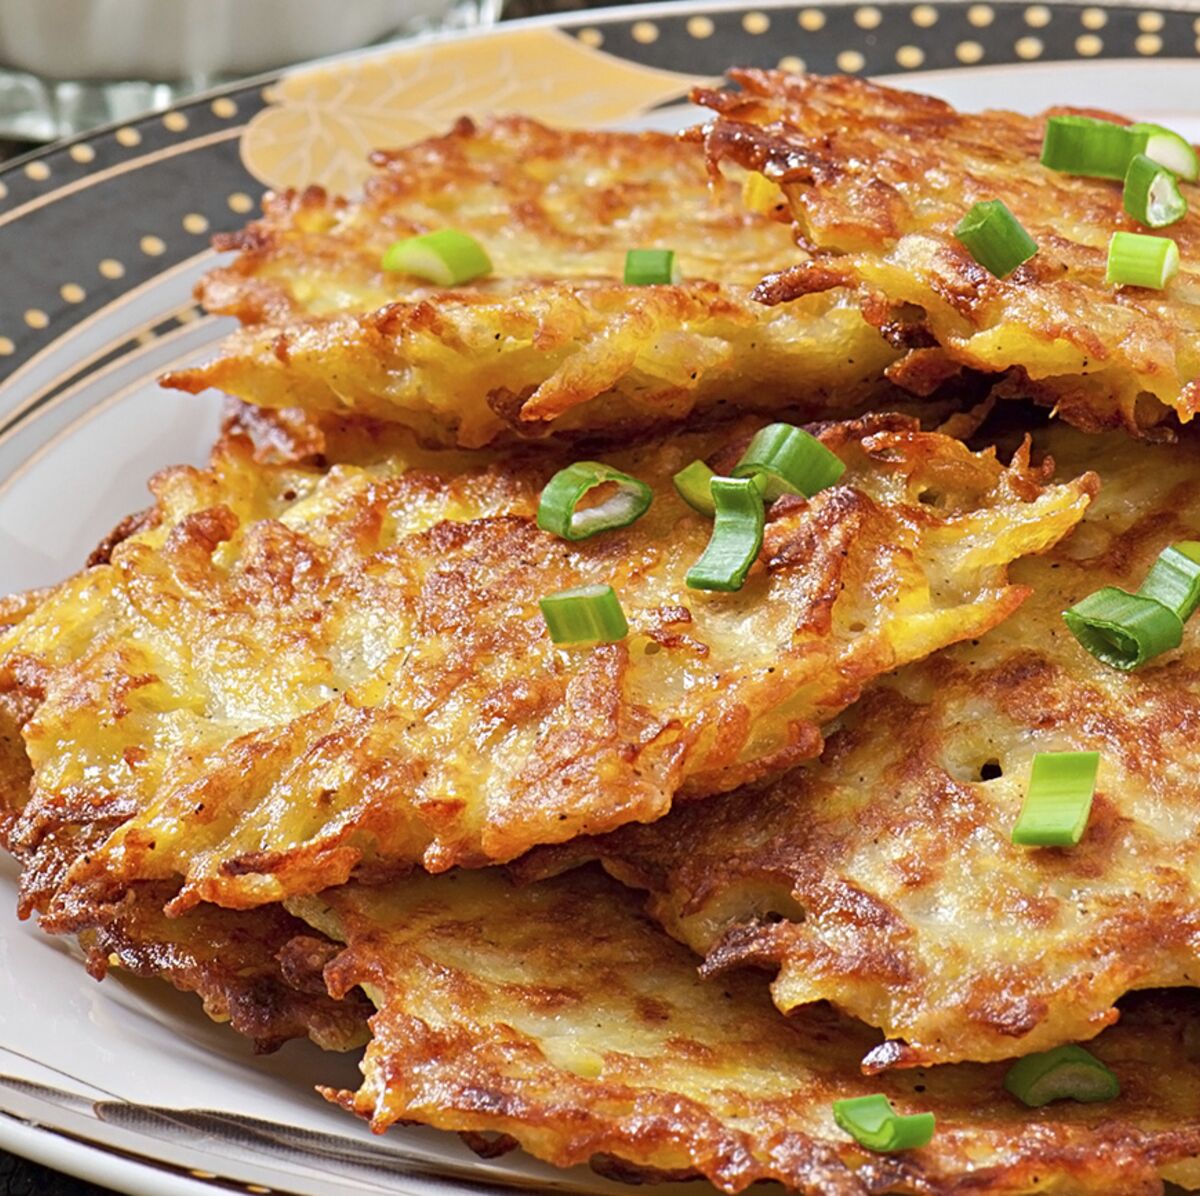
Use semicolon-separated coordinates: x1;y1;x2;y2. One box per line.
624;248;682;285
732;422;846;501
1130;121;1200;182
1105;230;1180;289
1063;585;1183;671
1040;114;1135;179
832;1095;935;1153
1123;154;1188;229
1139;541;1200;622
1004;1044;1121;1108
539;584;628;645
953;200;1038;279
686;476;765;592
537;462;653;542
380;229;492;285
1011;750;1100;847
673;460;717;516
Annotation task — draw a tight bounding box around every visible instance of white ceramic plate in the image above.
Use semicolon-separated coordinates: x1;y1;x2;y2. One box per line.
1;4;1198;1191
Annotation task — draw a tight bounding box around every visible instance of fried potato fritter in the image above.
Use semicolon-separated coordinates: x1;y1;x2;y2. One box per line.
692;72;1200;435
0;415;1092;922
166;116;899;446
529;425;1200;1070
0;609;367;1052
292;868;1200;1196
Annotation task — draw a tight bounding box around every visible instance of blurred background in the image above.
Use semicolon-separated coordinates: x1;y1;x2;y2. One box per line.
0;0;613;152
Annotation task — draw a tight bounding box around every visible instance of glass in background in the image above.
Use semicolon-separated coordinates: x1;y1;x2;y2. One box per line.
0;0;503;143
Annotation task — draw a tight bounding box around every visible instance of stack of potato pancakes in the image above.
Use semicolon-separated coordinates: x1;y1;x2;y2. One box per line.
6;72;1200;1195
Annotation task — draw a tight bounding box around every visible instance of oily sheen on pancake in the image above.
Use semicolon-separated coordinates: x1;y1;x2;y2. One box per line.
165;116;899;446
291;867;1200;1196
691;71;1200;436
531;425;1200;1070
0;617;368;1052
0;413;1092;923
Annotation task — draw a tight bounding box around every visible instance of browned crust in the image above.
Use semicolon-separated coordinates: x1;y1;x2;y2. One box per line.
304;869;1200;1196
0;415;1093;923
690;70;1200;436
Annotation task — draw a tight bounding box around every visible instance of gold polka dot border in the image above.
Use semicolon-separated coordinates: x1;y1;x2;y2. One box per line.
631;20;658;44
69;143;95;164
967;4;994;27
743;11;770;34
183;212;210;235
778;55;806;72
687;15;713;38
162;111;189;133
1076;32;1103;56
211;97;238;119
139;234;166;257
1135;32;1162;54
1137;11;1164;33
227;192;255;215
956;40;985;63
1015;35;1043;59
896;44;925;68
837;48;866;72
23;161;49;182
59;283;85;304
577;26;603;47
0;337;13;356
23;309;48;330
911;5;938;28
1081;7;1107;29
115;127;141;148
98;258;125;280
799;8;826;31
1024;5;1051;28
854;6;882;30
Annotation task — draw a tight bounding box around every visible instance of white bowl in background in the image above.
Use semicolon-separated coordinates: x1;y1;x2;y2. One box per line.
0;0;454;81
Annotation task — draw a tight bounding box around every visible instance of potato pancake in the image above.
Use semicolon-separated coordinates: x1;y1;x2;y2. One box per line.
532;424;1200;1069
0;414;1092;925
0;598;368;1053
293;867;1200;1196
691;71;1200;436
165;116;899;446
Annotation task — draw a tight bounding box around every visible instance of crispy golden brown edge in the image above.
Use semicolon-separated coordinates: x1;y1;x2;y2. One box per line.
689;70;1200;437
1;413;1094;925
522;423;1200;1071
165;115;900;447
295;867;1200;1196
0;583;367;1054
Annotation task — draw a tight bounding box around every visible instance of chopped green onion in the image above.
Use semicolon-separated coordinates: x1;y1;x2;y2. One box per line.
832;1095;935;1153
1063;586;1183;670
673;460;717;516
381;229;491;285
1004;1044;1120;1108
624;248;681;285
1139;541;1200;622
1130;121;1200;182
953;200;1038;279
732;422;846;502
1123;153;1188;228
539;584;628;645
537;462;653;542
1011;750;1100;847
686;476;765;592
1041;114;1136;180
1105;230;1180;289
